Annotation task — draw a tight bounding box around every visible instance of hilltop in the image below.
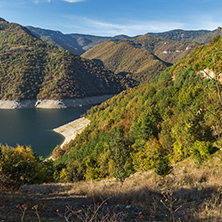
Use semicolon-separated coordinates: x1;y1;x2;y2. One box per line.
27;26;131;55
0;19;137;102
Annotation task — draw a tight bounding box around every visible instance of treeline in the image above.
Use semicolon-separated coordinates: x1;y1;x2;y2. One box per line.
0;19;136;101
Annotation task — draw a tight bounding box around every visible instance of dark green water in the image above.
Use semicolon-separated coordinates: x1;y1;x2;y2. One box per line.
0;105;92;158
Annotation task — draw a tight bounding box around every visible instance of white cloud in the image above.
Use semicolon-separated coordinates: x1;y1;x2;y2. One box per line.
79;17;185;36
183;14;222;31
34;0;51;4
60;13;221;36
62;0;85;2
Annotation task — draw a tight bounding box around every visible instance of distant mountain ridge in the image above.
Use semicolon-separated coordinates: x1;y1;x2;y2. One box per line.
27;26;222;57
0;18;137;101
148;29;211;42
27;26;222;82
27;26;131;55
149;29;222;44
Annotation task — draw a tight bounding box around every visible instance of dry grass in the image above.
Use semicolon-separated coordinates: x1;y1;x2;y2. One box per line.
60;151;222;221
1;151;222;221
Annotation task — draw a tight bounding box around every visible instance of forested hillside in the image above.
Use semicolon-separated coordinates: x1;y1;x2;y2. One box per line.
53;35;222;183
149;29;210;42
0;19;136;100
82;34;198;82
82;41;169;82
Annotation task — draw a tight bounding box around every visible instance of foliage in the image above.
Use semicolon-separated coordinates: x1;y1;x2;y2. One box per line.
82;40;170;82
0;144;54;189
155;156;173;177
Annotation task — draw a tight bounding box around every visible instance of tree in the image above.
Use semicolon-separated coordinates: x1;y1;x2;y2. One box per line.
155;155;173;177
108;125;134;183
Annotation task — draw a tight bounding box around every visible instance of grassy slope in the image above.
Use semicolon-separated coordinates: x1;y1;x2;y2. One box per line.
82;35;199;82
1;152;222;221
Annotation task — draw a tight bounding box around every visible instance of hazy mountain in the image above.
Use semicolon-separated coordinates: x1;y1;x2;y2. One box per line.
27;26;131;55
148;29;211;42
81;40;170;82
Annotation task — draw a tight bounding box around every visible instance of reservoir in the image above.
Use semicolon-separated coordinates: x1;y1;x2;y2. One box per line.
0;105;93;158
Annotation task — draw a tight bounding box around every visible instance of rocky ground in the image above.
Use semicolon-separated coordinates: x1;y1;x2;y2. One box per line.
53;117;90;148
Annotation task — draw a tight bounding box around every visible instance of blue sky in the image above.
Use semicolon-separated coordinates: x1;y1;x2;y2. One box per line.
0;0;222;36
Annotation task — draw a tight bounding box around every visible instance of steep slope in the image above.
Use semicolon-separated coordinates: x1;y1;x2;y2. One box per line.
82;41;169;82
0;19;137;101
167;35;222;77
82;35;198;82
54;36;222;182
148;29;211;42
122;34;198;64
27;26;130;55
27;26;86;55
192;28;222;44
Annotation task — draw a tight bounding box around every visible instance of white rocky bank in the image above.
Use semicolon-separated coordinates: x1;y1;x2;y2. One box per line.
0;95;114;109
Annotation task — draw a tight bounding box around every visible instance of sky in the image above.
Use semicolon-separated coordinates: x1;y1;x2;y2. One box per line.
0;0;222;36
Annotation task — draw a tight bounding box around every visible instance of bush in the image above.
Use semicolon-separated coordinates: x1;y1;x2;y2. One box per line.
191;141;213;166
155;156;173;177
0;145;54;189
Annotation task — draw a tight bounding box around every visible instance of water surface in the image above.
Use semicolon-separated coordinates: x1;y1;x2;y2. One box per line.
0;105;92;158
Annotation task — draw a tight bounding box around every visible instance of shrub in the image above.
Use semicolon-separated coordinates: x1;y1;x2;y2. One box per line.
0;144;54;189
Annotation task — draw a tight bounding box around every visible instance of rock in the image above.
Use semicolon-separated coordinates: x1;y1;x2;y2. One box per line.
0;95;115;109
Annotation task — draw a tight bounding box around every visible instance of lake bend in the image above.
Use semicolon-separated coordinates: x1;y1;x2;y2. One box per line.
0;105;93;158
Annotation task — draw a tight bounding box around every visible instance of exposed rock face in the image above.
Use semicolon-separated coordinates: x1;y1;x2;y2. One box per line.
0;100;36;109
198;68;222;82
0;95;114;109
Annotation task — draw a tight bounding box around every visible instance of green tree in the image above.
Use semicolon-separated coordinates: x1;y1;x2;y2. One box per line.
108;125;134;183
155;155;173;177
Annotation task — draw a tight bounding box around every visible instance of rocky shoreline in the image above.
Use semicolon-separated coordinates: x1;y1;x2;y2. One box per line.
0;95;114;109
53;117;90;148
